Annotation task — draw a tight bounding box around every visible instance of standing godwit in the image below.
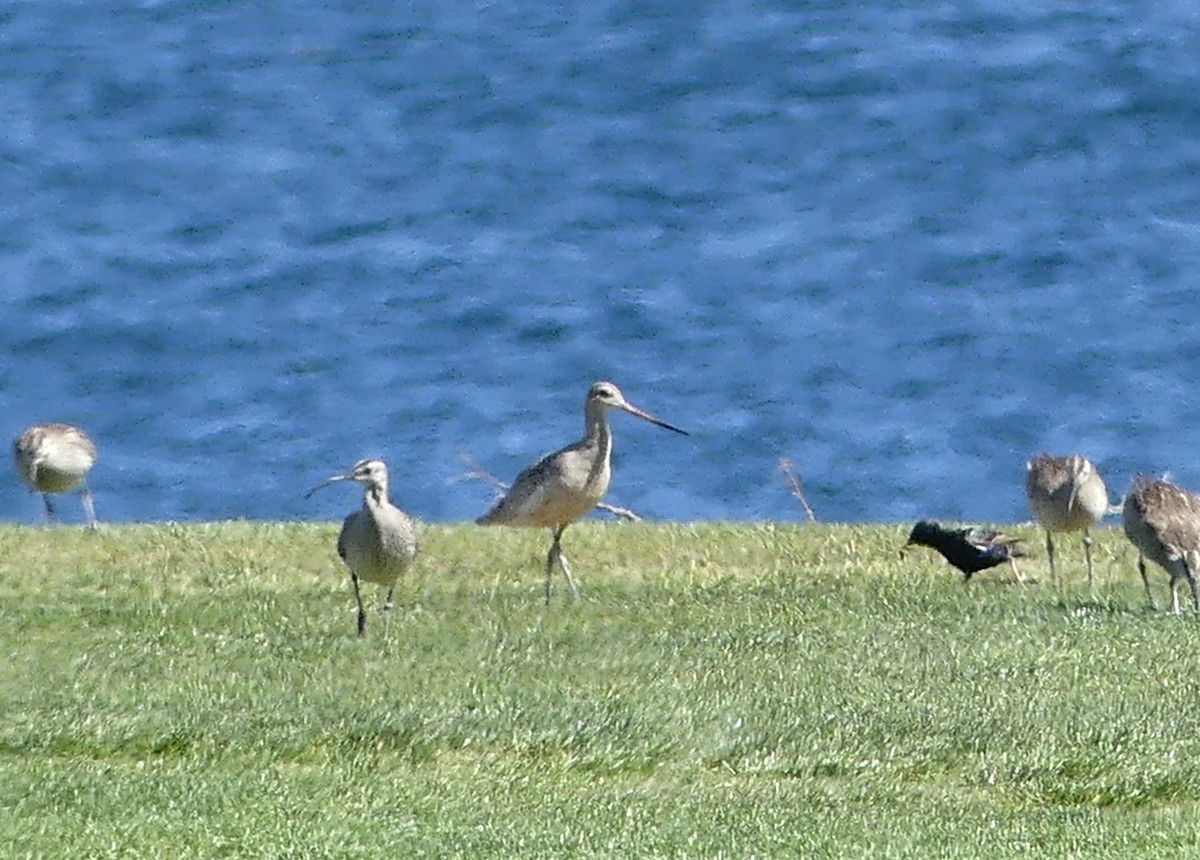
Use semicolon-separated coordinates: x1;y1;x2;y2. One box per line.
477;381;688;603
1122;475;1200;615
306;459;419;636
902;520;1028;583
13;423;98;528
1025;453;1109;586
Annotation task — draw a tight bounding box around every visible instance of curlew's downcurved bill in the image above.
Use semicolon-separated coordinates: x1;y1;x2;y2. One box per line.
477;381;688;603
307;458;419;637
13;422;99;528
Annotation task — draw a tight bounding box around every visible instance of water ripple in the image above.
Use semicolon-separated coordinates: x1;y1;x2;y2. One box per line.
5;0;1200;526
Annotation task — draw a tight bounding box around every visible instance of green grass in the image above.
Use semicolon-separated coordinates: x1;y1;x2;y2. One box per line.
4;520;1200;857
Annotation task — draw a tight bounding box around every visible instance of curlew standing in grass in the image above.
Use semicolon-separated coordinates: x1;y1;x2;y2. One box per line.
1025;453;1109;586
306;459;419;636
902;520;1028;583
1122;475;1200;615
477;381;688;603
13;423;98;528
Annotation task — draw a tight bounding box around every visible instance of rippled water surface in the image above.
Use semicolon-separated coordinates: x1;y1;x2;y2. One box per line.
5;1;1200;525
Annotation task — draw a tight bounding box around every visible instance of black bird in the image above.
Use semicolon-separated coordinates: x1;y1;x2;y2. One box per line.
902;520;1028;582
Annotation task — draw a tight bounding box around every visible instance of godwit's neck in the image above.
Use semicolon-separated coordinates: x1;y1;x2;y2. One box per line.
584;401;613;463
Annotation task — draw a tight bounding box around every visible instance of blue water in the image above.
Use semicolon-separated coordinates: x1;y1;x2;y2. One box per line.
5;1;1200;526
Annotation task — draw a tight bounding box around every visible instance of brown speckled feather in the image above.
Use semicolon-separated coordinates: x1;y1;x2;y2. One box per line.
1026;453;1108;533
12;422;99;527
1025;453;1108;584
1123;475;1200;614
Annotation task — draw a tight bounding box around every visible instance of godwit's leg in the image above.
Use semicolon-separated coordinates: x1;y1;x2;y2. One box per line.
1044;531;1057;584
351;572;367;637
544;532;556;604
558;551;580;603
1138;554;1158;612
1081;530;1095;589
81;483;98;530
545;525;580;604
41;494;57;524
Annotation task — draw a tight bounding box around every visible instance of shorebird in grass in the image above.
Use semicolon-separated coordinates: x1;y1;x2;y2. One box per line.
902;520;1028;583
13;423;99;528
477;381;688;603
1122;475;1200;615
1025;453;1109;586
306;459;419;637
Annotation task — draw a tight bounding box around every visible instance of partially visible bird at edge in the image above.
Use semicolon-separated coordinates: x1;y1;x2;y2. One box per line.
1122;475;1200;615
13;422;99;528
1025;453;1109;586
306;459;419;637
902;519;1028;583
477;381;688;604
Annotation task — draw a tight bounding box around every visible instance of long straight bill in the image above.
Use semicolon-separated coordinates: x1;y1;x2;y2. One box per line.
621;402;689;435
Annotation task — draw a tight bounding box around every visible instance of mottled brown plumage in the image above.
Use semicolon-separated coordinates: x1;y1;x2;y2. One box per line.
13;422;98;528
307;459;419;636
477;381;687;603
1122;475;1200;615
1025;453;1109;585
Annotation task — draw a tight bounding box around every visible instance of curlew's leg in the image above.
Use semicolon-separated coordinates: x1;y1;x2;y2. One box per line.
544;536;556;605
1171;575;1182;616
1081;530;1094;589
382;582;397;637
1044;531;1057;584
81;483;98;530
1138;554;1158;612
1184;558;1200;615
351;572;367;636
41;494;57;524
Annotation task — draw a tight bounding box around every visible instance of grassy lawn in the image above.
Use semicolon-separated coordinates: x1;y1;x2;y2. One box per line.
3;520;1200;857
